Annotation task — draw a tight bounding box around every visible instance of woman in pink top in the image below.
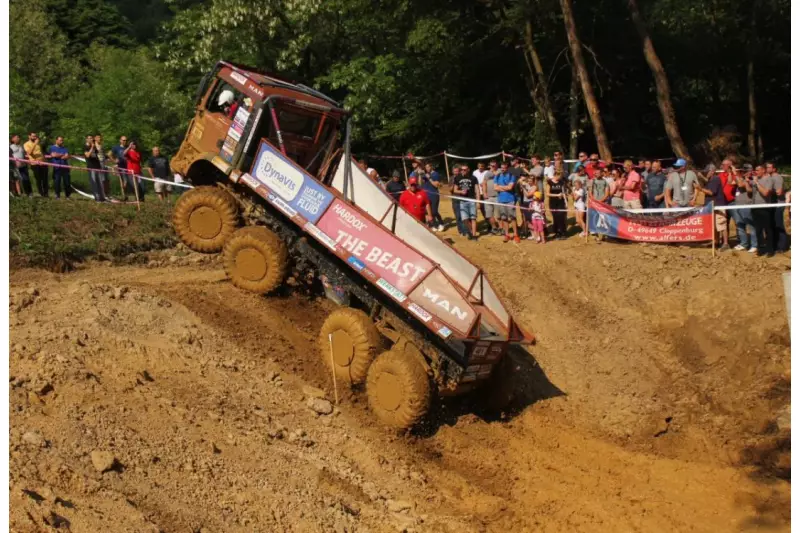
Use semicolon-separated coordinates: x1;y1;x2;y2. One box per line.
610;168;625;208
621;160;642;209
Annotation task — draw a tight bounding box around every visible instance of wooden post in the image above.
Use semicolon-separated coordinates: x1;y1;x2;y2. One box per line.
116;169;126;202
444;153;451;185
402;157;409;183
585;202;590;243
132;170;141;211
328;334;339;405
711;201;716;257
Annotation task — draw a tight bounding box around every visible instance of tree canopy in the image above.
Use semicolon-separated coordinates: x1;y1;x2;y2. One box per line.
10;0;790;164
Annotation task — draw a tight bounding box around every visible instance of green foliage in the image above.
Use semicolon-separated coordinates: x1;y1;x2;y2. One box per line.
9;0;81;134
9;196;176;268
55;46;193;153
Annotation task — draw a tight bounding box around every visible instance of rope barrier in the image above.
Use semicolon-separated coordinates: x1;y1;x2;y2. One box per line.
9;157;195;189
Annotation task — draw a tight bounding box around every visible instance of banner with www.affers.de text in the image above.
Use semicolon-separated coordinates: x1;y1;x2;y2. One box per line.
588;199;713;243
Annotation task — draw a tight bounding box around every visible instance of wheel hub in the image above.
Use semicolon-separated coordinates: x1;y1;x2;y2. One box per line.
189;206;222;239
234;248;267;281
330;330;355;367
374;372;402;411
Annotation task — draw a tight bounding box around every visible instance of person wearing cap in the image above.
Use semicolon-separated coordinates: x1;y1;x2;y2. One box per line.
495;161;520;243
399;176;433;224
385;170;406;201
665;158;698;208
453;165;480;239
730;163;757;252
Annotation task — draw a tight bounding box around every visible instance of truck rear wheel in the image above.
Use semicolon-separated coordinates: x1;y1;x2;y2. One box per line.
223;226;288;294
366;350;431;429
319;308;382;386
173;186;238;253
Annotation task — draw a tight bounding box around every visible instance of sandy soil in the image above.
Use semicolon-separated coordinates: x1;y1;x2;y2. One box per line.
9;210;791;532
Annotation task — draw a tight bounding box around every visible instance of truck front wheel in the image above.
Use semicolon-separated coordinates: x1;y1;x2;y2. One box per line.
223;226;288;294
173;186;238;253
366;350;431;429
319;308;382;386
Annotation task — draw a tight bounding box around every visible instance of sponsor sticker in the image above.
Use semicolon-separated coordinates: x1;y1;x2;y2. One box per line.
467;365;482;373
239;172;259;189
407;302;432;323
316;199;433;293
233;107;250;128
304;222;337;251
461;373;477;383
268;193;298;218
377;278;407;303
230;71;248;86
227;122;243;142
438;326;452;339
252;142;334;223
347;256;366;271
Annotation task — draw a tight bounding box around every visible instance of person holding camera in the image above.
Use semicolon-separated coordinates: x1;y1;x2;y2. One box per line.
84;134;106;202
730;164;757;252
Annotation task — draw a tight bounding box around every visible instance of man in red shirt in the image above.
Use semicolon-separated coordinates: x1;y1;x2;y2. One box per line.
398;177;433;223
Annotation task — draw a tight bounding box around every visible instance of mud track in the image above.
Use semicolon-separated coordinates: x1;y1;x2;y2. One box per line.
9;229;791;532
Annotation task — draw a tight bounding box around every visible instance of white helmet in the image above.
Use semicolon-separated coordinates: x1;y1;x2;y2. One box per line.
218;89;235;107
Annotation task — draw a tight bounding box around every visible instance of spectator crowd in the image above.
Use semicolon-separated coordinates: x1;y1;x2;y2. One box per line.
360;151;790;258
9;133;177;203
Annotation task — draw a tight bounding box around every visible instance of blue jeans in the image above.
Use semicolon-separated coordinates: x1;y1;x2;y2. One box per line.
731;207;755;248
89;170;106;201
53;167;71;198
451;198;467;235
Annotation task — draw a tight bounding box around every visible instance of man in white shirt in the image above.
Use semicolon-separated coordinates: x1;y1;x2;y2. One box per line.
473;162;492;223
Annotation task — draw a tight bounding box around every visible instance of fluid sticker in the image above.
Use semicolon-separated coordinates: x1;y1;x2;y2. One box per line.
304;222;337;251
407;302;432;323
377;278;407;303
268;193;298;218
252;142;334;223
230;71;248;86
438;326;452;338
347;256;366;271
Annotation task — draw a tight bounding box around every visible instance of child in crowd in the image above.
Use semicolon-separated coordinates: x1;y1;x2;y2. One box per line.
531;191;546;243
573;178;587;237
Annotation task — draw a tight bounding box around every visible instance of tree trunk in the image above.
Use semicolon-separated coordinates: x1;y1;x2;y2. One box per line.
559;0;612;161
747;57;758;158
626;0;689;160
524;21;561;148
569;61;580;159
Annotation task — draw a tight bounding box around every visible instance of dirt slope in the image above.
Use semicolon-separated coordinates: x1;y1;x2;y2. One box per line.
9;228;791;532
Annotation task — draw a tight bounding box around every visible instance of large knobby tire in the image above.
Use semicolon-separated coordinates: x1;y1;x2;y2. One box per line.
223;226;288;294
366;350;432;429
173;186;238;253
319;308;382;386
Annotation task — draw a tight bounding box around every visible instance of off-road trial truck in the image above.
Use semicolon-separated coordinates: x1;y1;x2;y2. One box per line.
170;61;535;429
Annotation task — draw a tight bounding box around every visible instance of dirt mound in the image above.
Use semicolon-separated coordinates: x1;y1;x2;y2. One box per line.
9;231;790;531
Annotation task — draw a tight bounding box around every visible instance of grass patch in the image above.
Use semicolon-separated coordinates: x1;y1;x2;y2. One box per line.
10;194;178;269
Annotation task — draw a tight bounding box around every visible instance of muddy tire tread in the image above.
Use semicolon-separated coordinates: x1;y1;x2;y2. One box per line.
172;186;238;253
366;350;431;429
222;226;289;294
318;308;382;386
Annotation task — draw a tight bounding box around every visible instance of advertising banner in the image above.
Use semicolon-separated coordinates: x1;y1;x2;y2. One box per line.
409;269;476;334
316;199;433;293
251;141;335;223
588;199;713;243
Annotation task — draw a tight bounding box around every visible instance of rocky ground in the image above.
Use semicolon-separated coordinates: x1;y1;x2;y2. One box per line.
9;217;791;532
